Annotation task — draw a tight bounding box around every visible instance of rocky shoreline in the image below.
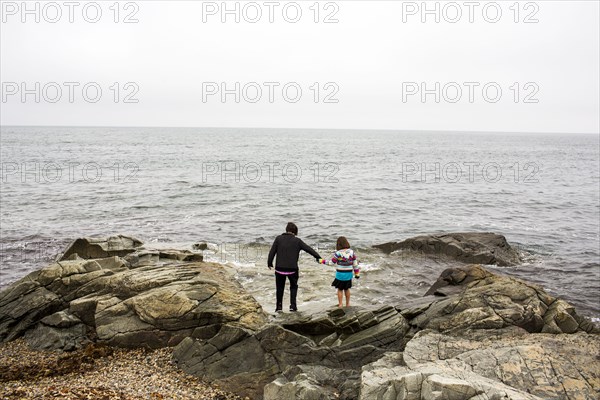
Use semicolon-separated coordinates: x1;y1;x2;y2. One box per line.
1;233;599;399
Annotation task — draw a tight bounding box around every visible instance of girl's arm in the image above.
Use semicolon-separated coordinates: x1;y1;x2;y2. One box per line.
353;258;360;278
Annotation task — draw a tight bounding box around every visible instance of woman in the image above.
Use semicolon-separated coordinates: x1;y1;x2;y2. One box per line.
267;222;322;312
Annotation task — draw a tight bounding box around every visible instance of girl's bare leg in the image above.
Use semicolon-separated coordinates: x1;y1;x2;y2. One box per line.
337;290;343;307
345;289;351;307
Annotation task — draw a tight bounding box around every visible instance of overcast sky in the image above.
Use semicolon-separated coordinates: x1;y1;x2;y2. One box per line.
1;0;598;133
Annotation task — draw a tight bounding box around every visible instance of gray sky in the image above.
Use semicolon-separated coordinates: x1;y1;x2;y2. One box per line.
1;0;599;133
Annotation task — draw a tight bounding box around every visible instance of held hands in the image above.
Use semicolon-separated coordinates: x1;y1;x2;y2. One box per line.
317;258;327;265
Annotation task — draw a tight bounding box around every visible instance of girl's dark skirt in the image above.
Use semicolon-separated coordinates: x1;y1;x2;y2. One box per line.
331;278;352;290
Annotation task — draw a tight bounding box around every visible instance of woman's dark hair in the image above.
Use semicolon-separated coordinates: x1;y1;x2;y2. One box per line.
336;236;351;250
286;222;298;235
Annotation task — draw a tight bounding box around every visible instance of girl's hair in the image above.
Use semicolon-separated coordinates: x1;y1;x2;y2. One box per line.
336;236;351;250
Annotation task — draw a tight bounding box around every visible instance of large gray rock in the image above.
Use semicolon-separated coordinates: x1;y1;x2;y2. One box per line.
59;235;143;260
374;232;521;266
0;237;266;350
173;306;411;399
2;233;599;399
360;351;541;400
357;265;600;400
405;265;598;335
174;263;598;399
361;328;600;400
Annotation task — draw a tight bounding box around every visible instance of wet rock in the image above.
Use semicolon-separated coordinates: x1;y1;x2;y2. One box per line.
374;232;521;266
59;235;142;260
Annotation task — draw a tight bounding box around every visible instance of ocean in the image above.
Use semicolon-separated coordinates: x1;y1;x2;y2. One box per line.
1;127;599;318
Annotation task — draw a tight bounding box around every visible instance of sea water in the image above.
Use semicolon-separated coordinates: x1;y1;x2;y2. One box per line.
1;127;598;317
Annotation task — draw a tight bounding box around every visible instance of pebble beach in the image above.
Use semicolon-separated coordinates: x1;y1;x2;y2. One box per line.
0;339;244;400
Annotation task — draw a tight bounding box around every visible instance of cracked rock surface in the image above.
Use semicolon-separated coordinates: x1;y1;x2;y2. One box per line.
1;236;598;400
174;264;599;399
0;236;267;350
173;305;410;399
361;329;600;400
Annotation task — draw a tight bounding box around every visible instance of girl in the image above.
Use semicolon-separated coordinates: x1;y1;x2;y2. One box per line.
319;236;360;307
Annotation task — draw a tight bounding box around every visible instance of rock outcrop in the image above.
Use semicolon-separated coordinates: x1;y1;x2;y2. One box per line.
359;265;600;400
2;235;598;400
361;329;600;400
59;235;142;260
405;264;597;334
0;237;266;351
374;232;521;266
173;265;599;399
173;305;410;399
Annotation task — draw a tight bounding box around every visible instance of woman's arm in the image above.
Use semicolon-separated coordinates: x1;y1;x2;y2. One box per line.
267;237;278;269
300;239;322;261
318;253;339;265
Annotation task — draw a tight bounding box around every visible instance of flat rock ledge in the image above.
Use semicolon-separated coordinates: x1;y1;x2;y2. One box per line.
374;232;522;266
1;235;599;400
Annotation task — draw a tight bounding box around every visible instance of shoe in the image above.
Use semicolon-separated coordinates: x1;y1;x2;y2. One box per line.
275;305;283;313
289;305;298;312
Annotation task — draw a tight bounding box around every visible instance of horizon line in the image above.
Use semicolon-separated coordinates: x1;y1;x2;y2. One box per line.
0;125;599;136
